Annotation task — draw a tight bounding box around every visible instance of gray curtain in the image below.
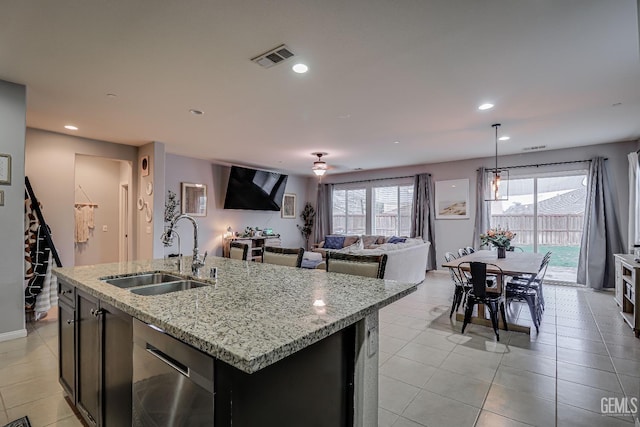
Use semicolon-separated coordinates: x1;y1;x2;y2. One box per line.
472;167;490;249
411;173;436;270
577;157;624;289
628;151;639;253
313;183;332;244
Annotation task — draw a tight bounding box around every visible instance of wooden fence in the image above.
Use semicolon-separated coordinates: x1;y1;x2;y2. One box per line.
491;214;583;246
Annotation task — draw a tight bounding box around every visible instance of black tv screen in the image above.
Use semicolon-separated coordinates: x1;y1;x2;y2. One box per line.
224;166;289;211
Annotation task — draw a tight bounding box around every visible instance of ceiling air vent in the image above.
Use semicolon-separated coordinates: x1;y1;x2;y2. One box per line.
251;44;295;68
523;145;547;151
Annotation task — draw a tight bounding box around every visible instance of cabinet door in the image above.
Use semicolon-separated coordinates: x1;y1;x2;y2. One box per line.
76;291;101;427
101;302;133;427
58;301;75;400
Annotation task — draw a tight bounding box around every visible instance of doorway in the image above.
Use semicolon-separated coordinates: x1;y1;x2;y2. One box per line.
489;172;588;284
74;155;133;266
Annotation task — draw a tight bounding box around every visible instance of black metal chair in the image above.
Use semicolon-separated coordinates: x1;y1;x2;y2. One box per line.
445;252;469;318
506;252;551;330
458;261;508;341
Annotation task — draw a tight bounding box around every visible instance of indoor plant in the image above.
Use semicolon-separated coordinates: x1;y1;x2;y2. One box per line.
480;227;516;258
297;202;316;250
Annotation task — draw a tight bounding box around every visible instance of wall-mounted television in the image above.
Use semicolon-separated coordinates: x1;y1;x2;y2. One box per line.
224;166;289;211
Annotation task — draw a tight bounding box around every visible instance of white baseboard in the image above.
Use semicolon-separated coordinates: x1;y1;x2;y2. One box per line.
0;328;28;342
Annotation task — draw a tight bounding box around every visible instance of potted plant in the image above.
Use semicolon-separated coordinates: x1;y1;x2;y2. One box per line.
297;202;316;250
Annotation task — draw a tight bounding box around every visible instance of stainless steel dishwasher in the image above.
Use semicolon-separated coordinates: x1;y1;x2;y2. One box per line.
132;319;214;426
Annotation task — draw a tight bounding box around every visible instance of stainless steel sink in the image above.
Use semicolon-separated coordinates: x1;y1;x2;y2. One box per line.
103;272;184;288
129;280;208;296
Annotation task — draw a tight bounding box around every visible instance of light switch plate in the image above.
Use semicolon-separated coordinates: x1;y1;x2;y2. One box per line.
0;190;4;206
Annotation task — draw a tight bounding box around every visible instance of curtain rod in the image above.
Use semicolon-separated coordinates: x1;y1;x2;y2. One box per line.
477;158;607;171
328;174;423;185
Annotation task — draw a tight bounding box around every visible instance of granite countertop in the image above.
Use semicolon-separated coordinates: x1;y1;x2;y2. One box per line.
53;257;417;373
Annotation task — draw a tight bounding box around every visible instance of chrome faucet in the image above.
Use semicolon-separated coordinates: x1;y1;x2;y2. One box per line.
161;214;207;275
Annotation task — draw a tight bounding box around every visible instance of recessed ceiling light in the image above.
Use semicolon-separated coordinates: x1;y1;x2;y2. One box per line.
106;93;117;98
393;141;400;144
478;103;494;110
498;136;510;141
64;125;78;130
189;109;204;116
292;63;308;74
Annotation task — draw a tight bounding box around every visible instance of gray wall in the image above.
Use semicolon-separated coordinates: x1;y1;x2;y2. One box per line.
165;154;309;257
318;139;640;267
25;128;139;266
74;155;123;266
0;80;26;338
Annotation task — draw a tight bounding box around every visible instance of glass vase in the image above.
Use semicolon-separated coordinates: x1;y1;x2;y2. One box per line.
497;247;506;259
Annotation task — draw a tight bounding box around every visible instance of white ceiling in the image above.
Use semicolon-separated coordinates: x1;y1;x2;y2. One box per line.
1;0;639;176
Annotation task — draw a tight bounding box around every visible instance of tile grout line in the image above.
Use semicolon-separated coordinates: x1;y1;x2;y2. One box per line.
585;289;639;425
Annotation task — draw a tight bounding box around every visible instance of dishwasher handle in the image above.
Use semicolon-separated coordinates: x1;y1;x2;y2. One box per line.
146;344;190;378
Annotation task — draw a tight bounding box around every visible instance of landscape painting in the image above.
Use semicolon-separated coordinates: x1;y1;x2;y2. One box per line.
435;179;470;219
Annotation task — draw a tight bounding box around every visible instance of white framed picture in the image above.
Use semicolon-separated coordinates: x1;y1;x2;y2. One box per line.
0;154;11;185
435;179;470;219
282;193;296;218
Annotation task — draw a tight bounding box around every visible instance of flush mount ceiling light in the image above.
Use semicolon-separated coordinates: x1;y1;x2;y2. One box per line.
189;109;204;116
498;136;510;141
478;103;494;110
485;123;509;201
64;125;78;130
311;152;328;176
292;63;308;73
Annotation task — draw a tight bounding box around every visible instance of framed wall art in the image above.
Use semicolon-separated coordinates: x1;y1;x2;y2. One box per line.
282;193;296;218
0;154;11;185
435;179;470;219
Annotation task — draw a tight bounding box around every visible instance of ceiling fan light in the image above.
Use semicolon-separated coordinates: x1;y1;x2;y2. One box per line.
313;168;327;176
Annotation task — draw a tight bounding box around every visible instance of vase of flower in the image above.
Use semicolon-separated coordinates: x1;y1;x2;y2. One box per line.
480;227;516;259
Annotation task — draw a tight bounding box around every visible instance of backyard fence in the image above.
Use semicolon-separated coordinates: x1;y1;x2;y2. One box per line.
491;214;583;246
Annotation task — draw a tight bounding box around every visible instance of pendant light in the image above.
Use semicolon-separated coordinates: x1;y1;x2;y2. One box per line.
311;152;328;177
485;123;509;201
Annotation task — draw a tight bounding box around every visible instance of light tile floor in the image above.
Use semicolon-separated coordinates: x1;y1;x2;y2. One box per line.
378;271;640;427
1;272;639;427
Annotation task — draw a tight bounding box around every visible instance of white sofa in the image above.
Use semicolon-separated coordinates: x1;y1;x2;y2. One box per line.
336;239;431;284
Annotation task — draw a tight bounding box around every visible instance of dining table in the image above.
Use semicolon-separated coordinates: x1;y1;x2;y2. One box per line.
442;250;546;334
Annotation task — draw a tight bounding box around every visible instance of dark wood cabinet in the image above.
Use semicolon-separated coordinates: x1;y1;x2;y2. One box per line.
58;297;75;400
76;290;101;426
59;281;133;427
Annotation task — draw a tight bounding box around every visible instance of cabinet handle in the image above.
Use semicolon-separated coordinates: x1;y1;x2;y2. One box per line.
60;289;72;295
89;308;104;317
66;319;75;324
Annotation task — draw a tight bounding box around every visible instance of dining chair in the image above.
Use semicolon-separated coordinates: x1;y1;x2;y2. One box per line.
445;252;469;318
458;248;469;257
506;246;524;252
262;246;304;268
465;246;475;254
229;241;249;261
326;252;388;279
458;261;508;341
507;251;551;321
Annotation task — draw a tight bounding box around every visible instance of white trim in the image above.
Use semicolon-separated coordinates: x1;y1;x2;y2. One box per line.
0;328;28;343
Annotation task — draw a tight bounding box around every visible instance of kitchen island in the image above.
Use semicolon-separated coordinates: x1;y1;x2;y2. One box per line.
53;256;418;427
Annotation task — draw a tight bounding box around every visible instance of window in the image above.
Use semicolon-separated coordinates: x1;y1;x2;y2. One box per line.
332;179;414;236
332;188;366;234
489;172;587;284
372;185;414;236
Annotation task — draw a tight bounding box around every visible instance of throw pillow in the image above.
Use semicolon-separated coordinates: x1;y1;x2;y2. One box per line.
324;235;346;249
388;236;406;244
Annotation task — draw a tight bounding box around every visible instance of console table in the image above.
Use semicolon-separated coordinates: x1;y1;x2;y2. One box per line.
223;235;281;261
614;254;640;338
